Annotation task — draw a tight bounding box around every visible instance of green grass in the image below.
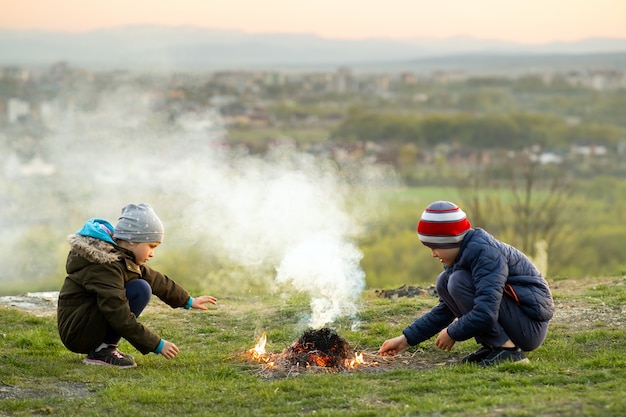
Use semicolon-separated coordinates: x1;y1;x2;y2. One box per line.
1;284;625;417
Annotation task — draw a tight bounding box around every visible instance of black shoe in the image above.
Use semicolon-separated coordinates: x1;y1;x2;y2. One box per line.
461;345;494;364
477;347;530;367
83;346;137;369
106;344;134;361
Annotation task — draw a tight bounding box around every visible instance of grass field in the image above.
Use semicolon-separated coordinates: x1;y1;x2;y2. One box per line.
1;276;625;417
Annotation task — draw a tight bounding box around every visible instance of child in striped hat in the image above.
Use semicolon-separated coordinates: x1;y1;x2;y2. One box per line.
379;201;554;366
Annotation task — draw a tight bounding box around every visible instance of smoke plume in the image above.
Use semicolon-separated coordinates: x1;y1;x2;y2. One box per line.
0;83;396;327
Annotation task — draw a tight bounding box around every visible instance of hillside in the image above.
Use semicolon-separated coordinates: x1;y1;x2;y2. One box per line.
1;275;624;415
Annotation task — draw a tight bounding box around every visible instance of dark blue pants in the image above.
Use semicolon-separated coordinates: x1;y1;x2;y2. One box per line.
436;270;549;351
103;279;152;346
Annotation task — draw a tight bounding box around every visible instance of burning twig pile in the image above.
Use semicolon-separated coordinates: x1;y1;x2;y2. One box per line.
283;328;353;368
247;327;377;375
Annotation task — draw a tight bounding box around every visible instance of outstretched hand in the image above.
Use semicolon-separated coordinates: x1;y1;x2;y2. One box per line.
379;335;409;356
191;295;218;310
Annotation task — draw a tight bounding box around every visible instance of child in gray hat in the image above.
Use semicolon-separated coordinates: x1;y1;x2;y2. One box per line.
57;203;217;368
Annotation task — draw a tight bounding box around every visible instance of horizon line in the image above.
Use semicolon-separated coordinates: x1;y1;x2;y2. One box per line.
2;24;626;46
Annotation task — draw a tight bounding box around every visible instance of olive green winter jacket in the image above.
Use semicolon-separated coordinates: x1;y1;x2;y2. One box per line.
57;234;190;354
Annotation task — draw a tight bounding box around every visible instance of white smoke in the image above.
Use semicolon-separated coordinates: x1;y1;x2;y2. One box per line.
174;148;358;265
0;82;396;327
276;234;365;328
161;139;371;328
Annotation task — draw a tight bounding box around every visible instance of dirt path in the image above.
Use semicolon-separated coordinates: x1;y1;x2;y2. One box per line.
548;275;620;295
549;276;626;331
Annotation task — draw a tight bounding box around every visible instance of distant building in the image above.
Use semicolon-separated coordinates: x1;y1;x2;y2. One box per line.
334;67;357;93
570;142;608;157
400;72;417;85
0;66;30;81
432;71;468;84
7;98;30;123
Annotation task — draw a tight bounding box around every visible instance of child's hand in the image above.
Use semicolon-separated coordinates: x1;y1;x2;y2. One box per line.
435;328;455;351
160;340;180;359
379;335;409;356
191;295;218;310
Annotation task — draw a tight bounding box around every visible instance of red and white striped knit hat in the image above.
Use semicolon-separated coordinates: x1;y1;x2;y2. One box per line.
416;201;471;248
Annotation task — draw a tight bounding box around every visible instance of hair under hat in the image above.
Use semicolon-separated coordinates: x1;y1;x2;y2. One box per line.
417;201;471;248
113;203;164;243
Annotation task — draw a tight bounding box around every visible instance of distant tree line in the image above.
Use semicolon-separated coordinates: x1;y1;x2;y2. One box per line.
330;107;625;152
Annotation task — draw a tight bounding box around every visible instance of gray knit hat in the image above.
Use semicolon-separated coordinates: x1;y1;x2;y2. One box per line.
113;203;164;243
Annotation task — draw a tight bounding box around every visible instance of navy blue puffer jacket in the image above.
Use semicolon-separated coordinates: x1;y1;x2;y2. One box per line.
403;228;554;346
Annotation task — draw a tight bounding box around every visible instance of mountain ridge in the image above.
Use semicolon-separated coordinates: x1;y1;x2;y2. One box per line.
1;25;626;72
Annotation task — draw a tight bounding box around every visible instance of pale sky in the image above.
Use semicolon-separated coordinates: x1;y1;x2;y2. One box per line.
2;0;626;44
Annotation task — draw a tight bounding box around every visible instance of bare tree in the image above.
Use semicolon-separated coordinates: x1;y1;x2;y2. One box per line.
457;147;577;276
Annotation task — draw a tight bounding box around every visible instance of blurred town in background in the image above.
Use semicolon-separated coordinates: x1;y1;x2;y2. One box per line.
2;59;626;181
2;35;626;291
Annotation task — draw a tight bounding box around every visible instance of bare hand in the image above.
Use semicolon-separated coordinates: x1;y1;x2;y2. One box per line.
160;340;180;359
379;335;409;356
435;328;455;351
191;295;218;310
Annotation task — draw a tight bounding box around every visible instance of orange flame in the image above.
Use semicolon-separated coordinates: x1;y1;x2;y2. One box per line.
311;353;332;367
247;332;376;371
248;331;267;360
346;352;366;369
248;331;275;368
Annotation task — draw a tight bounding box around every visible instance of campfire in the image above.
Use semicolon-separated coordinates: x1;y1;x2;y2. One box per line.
247;327;376;373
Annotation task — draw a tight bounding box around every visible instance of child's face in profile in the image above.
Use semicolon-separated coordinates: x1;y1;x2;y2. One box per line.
127;241;161;265
430;247;460;266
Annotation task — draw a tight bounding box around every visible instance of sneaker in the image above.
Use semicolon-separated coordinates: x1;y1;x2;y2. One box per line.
477;347;530;367
83;346;137;368
461;345;494;364
105;344;134;361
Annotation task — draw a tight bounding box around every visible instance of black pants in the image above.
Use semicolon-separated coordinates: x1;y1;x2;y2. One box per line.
436;270;549;351
103;279;152;345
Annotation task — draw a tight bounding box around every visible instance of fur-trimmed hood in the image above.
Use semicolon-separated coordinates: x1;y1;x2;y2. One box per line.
66;234;121;266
